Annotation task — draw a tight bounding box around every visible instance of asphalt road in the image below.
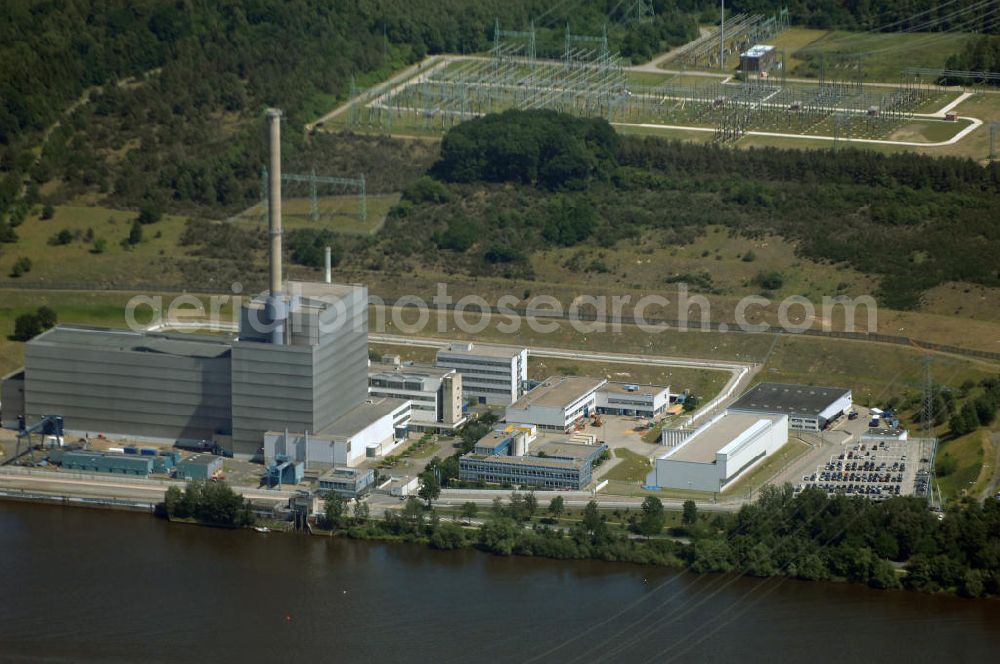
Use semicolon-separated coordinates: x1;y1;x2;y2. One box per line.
0;467;294;505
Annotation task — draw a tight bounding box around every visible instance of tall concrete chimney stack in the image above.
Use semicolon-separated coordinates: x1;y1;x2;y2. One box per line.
266;108;286;345
324;246;332;284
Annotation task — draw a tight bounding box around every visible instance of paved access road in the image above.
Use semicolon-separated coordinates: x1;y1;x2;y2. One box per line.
0;467;294;505
367;488;741;513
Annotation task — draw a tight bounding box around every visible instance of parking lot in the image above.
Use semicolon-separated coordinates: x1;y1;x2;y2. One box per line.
796;436;935;500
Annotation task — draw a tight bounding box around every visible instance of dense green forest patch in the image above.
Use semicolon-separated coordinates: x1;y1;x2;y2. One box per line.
372;111;1000;309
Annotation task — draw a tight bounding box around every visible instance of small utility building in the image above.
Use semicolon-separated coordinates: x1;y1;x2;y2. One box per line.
729;382;852;432
175;453;224;481
740;44;776;72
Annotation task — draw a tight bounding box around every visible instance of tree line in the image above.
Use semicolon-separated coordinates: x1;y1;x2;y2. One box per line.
162;480;257;528
317;481;1000;598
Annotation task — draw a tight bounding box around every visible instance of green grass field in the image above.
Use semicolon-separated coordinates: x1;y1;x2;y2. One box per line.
770;28;982;83
602;448;652;482
936;429;989;499
227;193;400;235
0;205;190;287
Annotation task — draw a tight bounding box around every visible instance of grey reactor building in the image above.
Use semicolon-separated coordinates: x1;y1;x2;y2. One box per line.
12;281;368;459
2;109;376;459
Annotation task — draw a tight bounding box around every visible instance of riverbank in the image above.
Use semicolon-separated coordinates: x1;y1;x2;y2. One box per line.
3;471;1000;601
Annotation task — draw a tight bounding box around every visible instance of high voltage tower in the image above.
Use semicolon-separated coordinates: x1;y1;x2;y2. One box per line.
991;121;1000;163
677;8;788;70
624;0;655;24
922;354;935;435
257;167;367;223
495;18;536;60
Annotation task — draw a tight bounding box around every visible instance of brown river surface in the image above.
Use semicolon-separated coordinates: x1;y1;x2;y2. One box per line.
1;502;999;663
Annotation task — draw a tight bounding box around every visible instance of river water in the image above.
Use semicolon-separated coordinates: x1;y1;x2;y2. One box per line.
1;503;998;663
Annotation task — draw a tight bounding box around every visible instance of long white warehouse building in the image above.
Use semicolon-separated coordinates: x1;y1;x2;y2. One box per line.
646;411;789;492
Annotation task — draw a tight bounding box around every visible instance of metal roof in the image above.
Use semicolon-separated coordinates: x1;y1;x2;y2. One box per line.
509;376;607;411
437;342;525;359
742;44;775;58
601;382;669;397
664;413;779;464
177;453;223;467
316;397;409;439
730;382;851;418
29;325;232;359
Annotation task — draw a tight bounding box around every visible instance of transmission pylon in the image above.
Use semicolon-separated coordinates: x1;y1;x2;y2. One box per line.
990;121;1000;163
495;19;536;61
832;112;849;151
624;0;655;24
921;354;934;435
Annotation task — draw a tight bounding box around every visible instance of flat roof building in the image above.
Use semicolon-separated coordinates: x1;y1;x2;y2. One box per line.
369;359;465;431
176;453;225;481
318;466;375;498
23;326;233;444
13;280;376;460
459;422;607;490
647;411;788;492
459;442;607;491
595;382;671;418
506;375;607;432
57;450;154;477
730;382;852;432
264;397;410;470
740;44;776;72
436;342;527;406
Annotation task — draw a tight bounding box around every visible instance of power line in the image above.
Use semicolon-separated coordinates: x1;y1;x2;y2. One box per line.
857;8;1000;56
885;0;997;34
800;0;999;54
533;0;581;28
862;0;965;33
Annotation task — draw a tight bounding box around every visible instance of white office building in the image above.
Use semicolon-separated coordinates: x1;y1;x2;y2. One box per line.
368;357;465;431
646;411;789;492
435;342;527;406
264;397;410;470
505;375;607;432
595;383;671;418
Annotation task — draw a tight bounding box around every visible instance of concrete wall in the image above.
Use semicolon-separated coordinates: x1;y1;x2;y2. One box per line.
231;342;315;458
648;458;721;492
24;339;231;443
718;415;788;485
264;405;404;470
1;369;25;429
442;373;463;426
231;286;368;458
647;414;788;492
